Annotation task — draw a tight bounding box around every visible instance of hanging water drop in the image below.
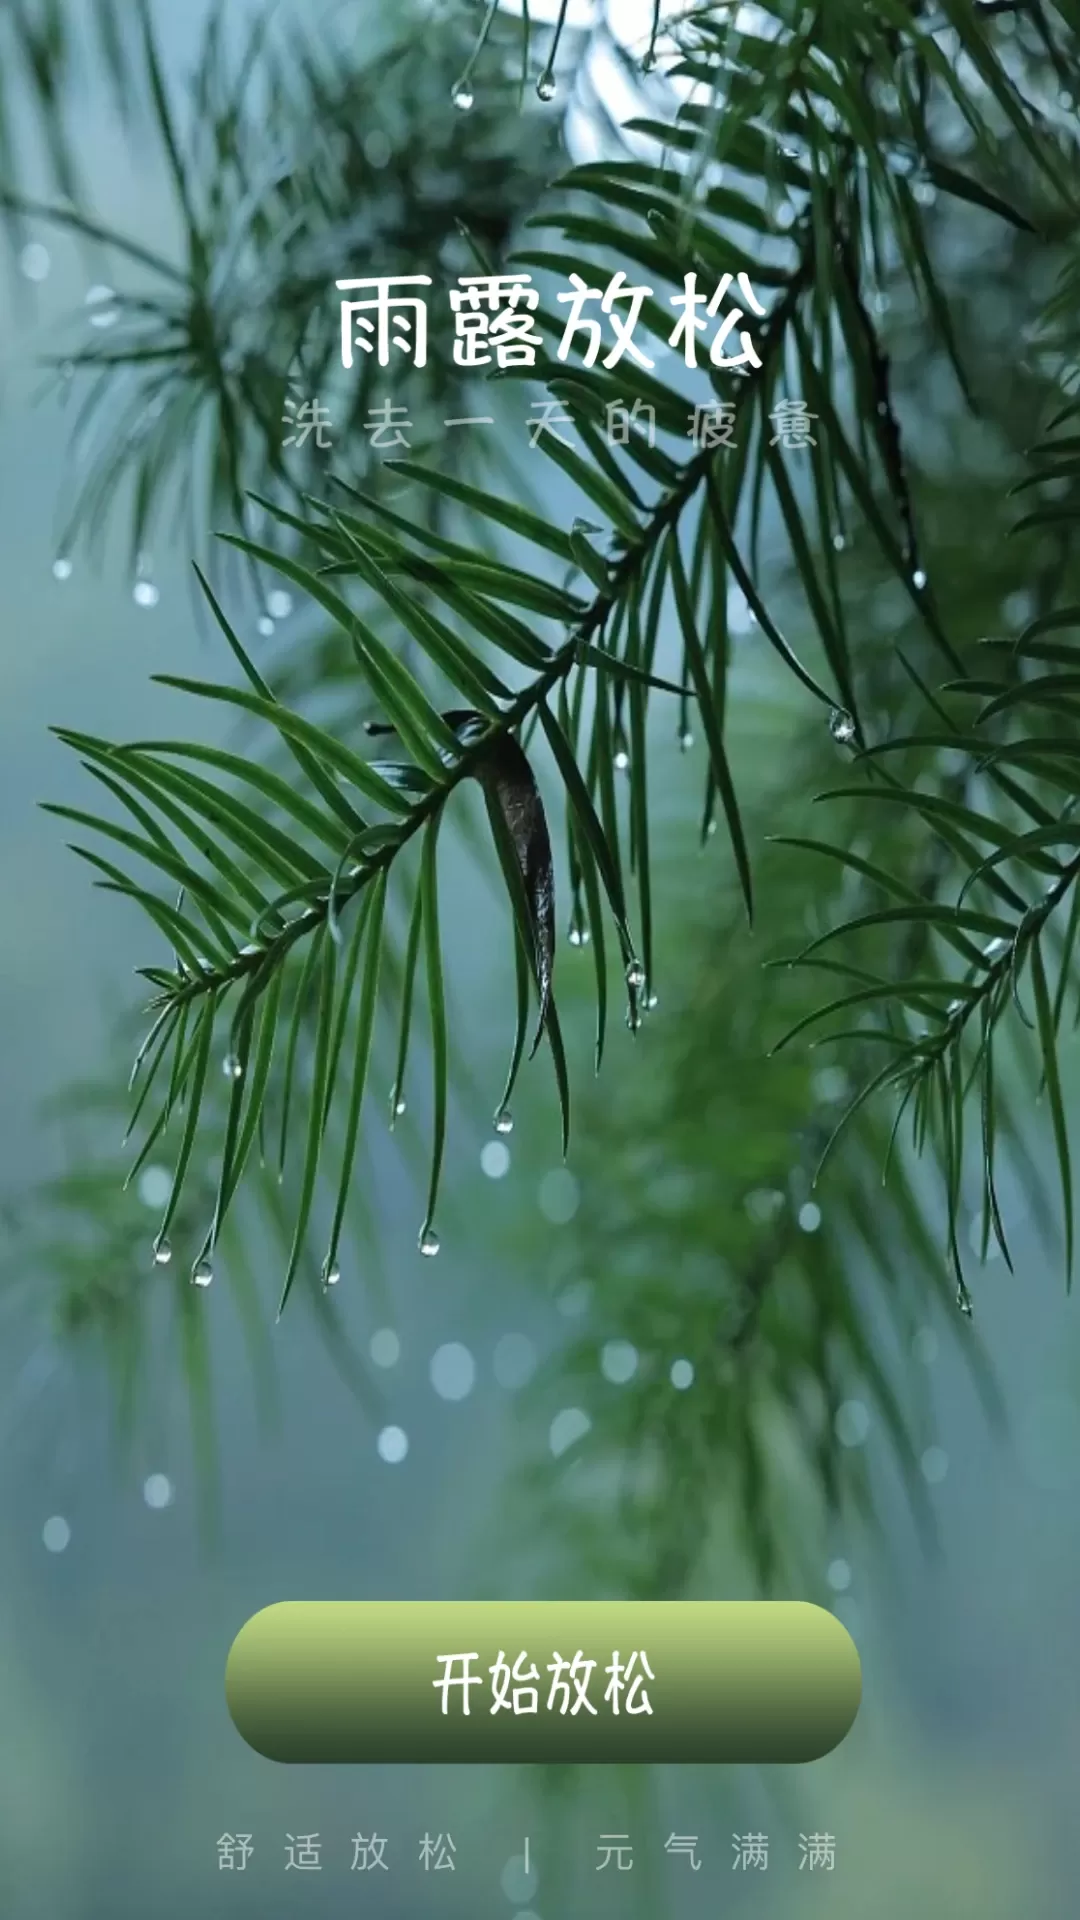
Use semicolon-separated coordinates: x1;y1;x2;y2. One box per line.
956;1284;973;1317
52;555;73;582
679;729;694;752
19;241;50;282
391;1089;407;1117
419;1227;441;1257
451;82;474;111
626;1005;642;1033
626;959;647;992
322;1258;341;1287
536;69;557;101
223;1052;243;1081
495;1108;514;1135
912;568;927;590
191;1258;213;1288
85;283;118;328
647;993;658;1010
266;589;292;620
829;708;856;745
152;1235;172;1267
832;532;847;552
257;615;275;637
614;748;630;772
133;579;160;608
568;925;583;947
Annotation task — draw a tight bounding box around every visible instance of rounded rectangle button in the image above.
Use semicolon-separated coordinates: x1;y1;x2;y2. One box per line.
226;1600;860;1764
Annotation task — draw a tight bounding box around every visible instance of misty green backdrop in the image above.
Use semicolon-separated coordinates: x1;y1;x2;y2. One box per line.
1;5;1078;1917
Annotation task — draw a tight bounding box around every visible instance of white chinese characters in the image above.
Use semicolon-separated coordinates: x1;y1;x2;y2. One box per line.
450;273;542;368
337;274;433;368
432;1647;655;1715
335;269;771;373
216;1825;836;1876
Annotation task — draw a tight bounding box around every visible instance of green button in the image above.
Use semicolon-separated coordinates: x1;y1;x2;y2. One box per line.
226;1601;860;1764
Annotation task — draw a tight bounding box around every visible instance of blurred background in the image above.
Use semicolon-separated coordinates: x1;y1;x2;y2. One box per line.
2;3;1080;1916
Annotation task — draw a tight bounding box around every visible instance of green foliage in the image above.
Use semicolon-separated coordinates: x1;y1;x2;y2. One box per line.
7;0;1080;1576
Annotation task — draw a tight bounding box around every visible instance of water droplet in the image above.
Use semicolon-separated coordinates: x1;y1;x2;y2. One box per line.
614;748;630;772
834;1398;870;1447
85;283;118;328
138;1165;171;1210
152;1234;172;1267
829;707;856;745
43;1515;71;1553
377;1424;409;1464
646;992;658;1010
143;1473;173;1509
678;729;694;752
52;555;73;581
430;1341;476;1401
451;83;474;111
266;589;292;620
538;1168;580;1224
392;1090;407;1117
827;1556;851;1592
191;1257;213;1288
832;532;846;552
19;241;51;282
549;1406;590;1457
536;69;557;101
222;1052;243;1081
568;925;583;947
321;1258;341;1287
912;568;927;590
626;1006;642;1032
670;1358;694;1390
956;1283;973;1317
480;1139;511;1180
370;1327;400;1368
557;1280;591;1317
706;818;718;836
363;129;392;167
133;579;159;608
494;1107;514;1134
419;1227;440;1257
256;615;275;637
626;959;647;991
798;1201;822;1232
601;1338;638;1384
